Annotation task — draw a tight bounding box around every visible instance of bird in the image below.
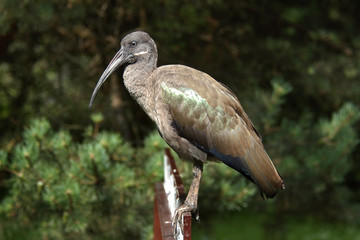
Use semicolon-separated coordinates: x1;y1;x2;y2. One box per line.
89;31;285;228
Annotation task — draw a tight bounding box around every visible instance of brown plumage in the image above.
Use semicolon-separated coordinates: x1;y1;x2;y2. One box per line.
89;31;285;226
152;65;284;197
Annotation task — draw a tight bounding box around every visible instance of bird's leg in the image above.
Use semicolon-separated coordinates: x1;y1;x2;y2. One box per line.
173;160;203;232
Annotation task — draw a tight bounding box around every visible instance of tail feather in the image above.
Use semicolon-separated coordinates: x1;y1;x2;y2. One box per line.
244;141;284;197
208;141;284;198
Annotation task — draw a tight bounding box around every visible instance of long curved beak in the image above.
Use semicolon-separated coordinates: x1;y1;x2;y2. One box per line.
89;49;127;108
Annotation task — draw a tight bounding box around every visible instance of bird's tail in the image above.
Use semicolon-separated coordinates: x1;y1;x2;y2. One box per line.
210;140;285;198
242;141;285;198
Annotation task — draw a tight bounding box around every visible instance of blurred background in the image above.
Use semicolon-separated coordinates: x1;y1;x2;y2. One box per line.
1;0;360;239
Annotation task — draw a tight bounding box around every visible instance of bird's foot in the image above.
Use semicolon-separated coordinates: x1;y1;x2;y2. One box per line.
172;201;199;234
172;161;203;235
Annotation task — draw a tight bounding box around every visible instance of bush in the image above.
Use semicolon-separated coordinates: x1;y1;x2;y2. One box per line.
0;118;257;239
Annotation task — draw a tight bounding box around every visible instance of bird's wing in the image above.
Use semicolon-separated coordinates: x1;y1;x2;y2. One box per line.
157;65;284;198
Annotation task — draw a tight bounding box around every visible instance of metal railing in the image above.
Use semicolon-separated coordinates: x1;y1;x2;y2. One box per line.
153;149;191;240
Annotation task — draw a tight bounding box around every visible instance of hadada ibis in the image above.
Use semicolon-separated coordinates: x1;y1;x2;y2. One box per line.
89;31;285;227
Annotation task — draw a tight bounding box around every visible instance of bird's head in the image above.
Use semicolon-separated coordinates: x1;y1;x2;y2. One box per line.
89;31;157;108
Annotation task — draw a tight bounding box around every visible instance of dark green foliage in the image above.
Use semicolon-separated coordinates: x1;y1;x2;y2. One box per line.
1;118;154;239
193;210;360;240
0;118;257;239
251;80;360;219
266;88;360;217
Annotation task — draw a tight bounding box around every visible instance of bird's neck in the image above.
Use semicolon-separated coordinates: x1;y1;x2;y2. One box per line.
123;60;157;121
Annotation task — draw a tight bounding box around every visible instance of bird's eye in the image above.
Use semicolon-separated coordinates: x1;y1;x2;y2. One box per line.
130;41;137;47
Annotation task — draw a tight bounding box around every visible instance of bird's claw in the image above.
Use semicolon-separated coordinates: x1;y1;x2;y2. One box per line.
172;202;199;235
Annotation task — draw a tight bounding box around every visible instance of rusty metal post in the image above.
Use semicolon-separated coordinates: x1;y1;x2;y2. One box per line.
153;149;191;240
